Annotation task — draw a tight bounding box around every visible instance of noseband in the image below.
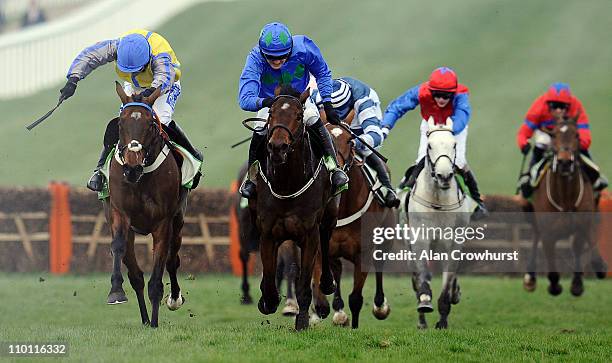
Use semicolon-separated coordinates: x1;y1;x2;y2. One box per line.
116;102;165;168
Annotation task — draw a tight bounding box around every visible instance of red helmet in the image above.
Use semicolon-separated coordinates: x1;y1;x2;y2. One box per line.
544;83;572;104
428;67;458;92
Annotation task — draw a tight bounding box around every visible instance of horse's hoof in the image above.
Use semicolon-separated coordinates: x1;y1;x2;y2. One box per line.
258;298;278;315
450;286;461;305
417;321;428;330
523;273;537;292
547;284;563;296
314;303;330;320
319;279;336;296
435;321;448;329
595;271;607;279
591;260;608;279
332;310;349;326
570;282;584;297
166;292;185;311
240;294;253;305
417;294;434;313
107;291;128;305
282;299;299;316
309;312;323;325
295;313;309;331
372;297;391;320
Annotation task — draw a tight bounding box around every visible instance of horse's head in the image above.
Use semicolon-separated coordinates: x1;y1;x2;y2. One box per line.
426;117;456;189
326;122;353;169
550;113;580;176
115;81;163;183
266;85;309;165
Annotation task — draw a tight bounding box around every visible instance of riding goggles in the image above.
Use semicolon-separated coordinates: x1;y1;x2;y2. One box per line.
431;91;454;100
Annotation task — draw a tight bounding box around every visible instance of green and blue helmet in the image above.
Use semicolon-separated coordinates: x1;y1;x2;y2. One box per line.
258;22;293;58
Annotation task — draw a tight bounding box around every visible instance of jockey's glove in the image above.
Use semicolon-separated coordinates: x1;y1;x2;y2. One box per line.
521;144;531;155
323;101;341;125
60;77;79;100
261;97;275;109
140;87;156;98
382;127;390;139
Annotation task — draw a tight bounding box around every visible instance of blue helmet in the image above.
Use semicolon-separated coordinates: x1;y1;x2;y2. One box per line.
117;34;151;73
258;22;293;57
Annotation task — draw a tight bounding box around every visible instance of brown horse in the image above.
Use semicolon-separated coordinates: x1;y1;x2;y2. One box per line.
104;82;188;327
311;122;393;329
523;114;607;296
236;162;299;315
249;85;338;330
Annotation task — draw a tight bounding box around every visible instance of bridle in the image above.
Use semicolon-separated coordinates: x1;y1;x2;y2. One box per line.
116;102;167;173
549;120;580;177
266;94;305;150
425;128;456;182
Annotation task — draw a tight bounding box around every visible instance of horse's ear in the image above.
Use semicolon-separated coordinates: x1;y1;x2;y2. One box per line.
427;116;435;130
445;117;454;131
116;81;130;105
274;85;281;97
300;87;310;104
143;86;162;106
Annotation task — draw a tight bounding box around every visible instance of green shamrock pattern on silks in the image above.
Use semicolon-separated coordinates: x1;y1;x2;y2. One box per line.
262;64;305;86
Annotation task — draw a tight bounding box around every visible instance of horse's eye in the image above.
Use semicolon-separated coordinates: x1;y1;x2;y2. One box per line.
428;144;432;150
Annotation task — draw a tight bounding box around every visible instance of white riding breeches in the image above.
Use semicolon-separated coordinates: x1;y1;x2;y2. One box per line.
416;120;468;169
123;81;181;126
253;96;320;134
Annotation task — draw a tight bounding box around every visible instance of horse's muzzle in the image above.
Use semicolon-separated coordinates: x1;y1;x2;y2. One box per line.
268;141;289;165
123;164;144;183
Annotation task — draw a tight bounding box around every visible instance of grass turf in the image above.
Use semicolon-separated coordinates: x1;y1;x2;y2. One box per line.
0;0;611;193
0;273;610;362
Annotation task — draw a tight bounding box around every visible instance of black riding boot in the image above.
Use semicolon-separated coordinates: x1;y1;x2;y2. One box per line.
87;145;114;192
460;168;488;220
398;157;426;190
239;131;267;199
365;154;399;208
310;119;349;195
519;146;545;198
580;150;608;191
167;121;203;161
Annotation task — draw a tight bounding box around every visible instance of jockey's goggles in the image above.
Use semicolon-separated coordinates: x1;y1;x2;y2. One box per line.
261;50;291;61
431;91;454;100
547;101;569;110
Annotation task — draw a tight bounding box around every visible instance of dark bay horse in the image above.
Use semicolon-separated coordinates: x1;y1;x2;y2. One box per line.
312;122;393;329
249;85;338;330
104;82;188;327
523;114;607;296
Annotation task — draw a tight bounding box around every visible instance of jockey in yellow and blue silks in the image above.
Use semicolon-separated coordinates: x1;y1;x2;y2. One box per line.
311;77;399;207
60;29;202;192
237;22;349;198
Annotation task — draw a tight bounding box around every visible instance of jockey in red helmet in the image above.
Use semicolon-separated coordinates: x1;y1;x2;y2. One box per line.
382;67;488;219
517;83;607;197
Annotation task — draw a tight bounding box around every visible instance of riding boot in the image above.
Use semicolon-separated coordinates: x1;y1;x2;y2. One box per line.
519;146;545;198
580;150;608;191
87;145;114;192
460;168;488;220
365;154;399;208
398;157;426;190
167;121;203;161
310;119;349;195
239;131;267;199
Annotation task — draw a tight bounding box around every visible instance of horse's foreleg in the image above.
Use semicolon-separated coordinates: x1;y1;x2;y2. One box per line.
542;238;562;296
331;258;348;326
108;208;128;305
310;251;330;323
166;213;185;311
122;229;149;325
258;237;280;315
524;229;539;292
372;271;390;320
412;239;433;313
149;219;172;328
318;225;336;295
435;271;456;329
239;246;252;305
348;260;368;329
295;235;318;331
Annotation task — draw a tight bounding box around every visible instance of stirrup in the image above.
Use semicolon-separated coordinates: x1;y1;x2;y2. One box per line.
383;188;400;208
239;179;257;199
87;170;105;192
331;169;349;196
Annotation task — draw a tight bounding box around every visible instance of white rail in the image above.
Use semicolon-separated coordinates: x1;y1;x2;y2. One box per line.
1;0;92;19
0;0;221;99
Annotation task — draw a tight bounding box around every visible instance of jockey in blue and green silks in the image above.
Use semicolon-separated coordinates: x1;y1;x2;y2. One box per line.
237;22;349;198
60;29;202;192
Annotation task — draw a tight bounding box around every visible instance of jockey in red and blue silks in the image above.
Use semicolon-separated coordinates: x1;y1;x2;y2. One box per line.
311;77;400;207
237;22;348;199
517;83;608;196
382;67;487;218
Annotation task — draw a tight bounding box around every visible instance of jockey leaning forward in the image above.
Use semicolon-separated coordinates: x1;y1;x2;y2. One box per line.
517;82;608;197
60;29;203;192
381;66;488;219
237;22;349;198
311;77;400;208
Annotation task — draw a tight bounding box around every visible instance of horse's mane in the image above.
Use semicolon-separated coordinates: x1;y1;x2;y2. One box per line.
132;93;144;103
277;84;301;98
